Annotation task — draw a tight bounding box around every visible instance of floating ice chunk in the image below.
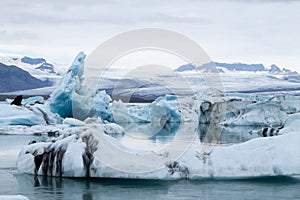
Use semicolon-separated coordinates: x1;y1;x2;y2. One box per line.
279;112;300;134
111;100;136;124
148;95;181;124
111;95;182;126
63;118;85;127
224;99;287;126
48;52;113;121
0;103;47;126
94;90;113;122
276;95;300;114
34;104;63;124
16;113;300;179
22;96;45;106
197;117;300;178
199;96;288;127
0;195;29;200
48;52;86;118
17;126;95;177
102;123;125;138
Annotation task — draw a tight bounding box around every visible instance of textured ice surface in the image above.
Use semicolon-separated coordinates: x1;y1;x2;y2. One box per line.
198;94;290;127
0;103;48;126
0;195;29;200
48;52;86;118
63;118;85;127
16;112;300;179
112;95;182;125
21;96;45;106
48;52;113;121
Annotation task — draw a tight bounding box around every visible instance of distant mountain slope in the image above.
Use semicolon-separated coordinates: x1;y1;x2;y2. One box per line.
0;54;68;81
21;56;46;65
20;56;56;74
214;62;266;72
175;62;298;75
175;64;196;72
0;63;51;93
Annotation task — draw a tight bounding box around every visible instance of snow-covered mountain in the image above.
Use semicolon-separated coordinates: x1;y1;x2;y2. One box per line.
175;62;299;75
0;63;52;93
0;54;68;82
1;52;300;98
0;54;69;93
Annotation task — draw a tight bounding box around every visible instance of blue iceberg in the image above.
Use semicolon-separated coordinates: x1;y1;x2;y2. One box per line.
111;95;182;126
48;52;113;122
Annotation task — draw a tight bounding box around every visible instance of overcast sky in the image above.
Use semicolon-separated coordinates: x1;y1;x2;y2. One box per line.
0;0;300;71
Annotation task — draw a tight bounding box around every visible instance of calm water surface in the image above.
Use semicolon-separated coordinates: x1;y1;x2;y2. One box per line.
0;132;300;200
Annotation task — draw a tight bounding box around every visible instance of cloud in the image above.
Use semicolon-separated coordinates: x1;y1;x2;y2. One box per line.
0;30;38;41
0;0;299;71
204;0;300;3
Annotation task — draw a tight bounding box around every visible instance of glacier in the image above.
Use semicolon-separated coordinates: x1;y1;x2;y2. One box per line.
0;51;298;180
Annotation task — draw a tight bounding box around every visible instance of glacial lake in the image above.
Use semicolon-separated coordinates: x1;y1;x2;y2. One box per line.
0;127;300;200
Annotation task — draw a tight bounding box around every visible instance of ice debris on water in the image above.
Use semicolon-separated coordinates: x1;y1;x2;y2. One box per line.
1;51;300;179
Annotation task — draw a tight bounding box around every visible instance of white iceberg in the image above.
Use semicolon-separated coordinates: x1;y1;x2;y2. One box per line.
0;103;51;126
199;95;289;127
0;91;63;126
63;117;85;127
16;112;300;179
0;195;29;200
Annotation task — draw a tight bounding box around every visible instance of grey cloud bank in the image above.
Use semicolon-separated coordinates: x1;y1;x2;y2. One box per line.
0;0;300;71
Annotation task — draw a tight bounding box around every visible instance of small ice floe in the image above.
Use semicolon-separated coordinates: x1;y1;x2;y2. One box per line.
0;195;29;200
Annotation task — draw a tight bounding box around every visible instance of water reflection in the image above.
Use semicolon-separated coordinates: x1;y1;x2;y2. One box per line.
0;135;43;168
117;122;196;152
119;121;263;150
12;173;300;200
121;122;180;141
1;128;299;200
198;123;261;144
14;174;171;200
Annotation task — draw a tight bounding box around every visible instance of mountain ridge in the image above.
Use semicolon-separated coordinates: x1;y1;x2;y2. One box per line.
175;62;298;75
0;63;52;93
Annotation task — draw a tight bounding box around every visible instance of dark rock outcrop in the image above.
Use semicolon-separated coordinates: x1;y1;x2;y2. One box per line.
10;95;23;106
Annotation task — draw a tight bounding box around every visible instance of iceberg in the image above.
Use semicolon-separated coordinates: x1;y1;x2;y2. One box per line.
48;52;113;122
0;101;62;126
0;52;185;127
16;112;300;179
199;95;288;127
0;195;29;200
112;95;182;125
0;103;51;126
